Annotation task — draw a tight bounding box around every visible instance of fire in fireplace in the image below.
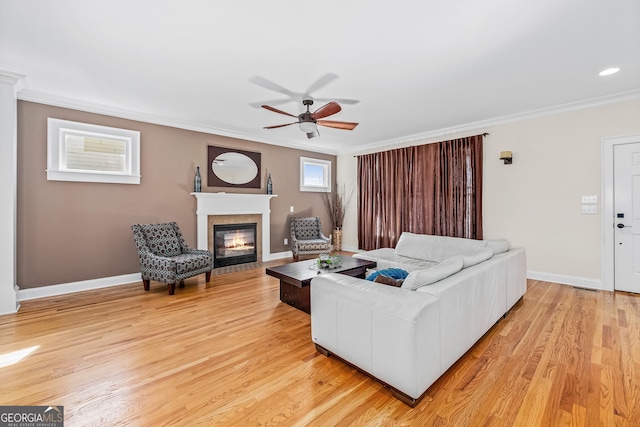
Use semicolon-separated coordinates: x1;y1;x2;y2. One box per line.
213;223;257;268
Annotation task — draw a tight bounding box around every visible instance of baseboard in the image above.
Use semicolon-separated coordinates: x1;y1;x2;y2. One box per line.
267;250;293;261
527;270;602;290
17;273;142;302
15;251;296;302
15;264;603;303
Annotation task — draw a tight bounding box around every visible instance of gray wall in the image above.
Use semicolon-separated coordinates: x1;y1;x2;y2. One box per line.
17;101;335;288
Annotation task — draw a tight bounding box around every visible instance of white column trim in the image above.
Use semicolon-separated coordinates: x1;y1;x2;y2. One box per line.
0;70;24;314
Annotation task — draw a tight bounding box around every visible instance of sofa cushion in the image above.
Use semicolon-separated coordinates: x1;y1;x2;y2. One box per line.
394;232;488;262
401;257;464;290
460;247;494;268
485;238;510;255
354;249;437;272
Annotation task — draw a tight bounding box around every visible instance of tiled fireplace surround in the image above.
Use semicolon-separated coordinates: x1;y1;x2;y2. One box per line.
192;193;277;265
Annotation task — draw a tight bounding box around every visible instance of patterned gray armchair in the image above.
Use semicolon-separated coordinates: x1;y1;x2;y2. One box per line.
290;216;333;261
131;222;213;295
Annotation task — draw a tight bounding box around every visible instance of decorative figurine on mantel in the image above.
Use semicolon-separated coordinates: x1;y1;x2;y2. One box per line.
194;166;202;192
267;173;273;195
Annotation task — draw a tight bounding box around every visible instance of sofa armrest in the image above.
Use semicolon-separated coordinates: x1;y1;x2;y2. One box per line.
310;273;442;400
312;273;435;321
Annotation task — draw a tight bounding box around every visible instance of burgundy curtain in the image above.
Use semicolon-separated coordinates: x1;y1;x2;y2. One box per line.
357;134;483;250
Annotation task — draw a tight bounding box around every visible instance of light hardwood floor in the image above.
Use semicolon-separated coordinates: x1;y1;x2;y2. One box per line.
1;261;639;426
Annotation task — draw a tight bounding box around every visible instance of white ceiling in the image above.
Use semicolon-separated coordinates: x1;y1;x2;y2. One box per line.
1;0;639;155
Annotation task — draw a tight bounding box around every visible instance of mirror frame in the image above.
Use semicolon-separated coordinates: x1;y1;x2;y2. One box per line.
207;145;262;188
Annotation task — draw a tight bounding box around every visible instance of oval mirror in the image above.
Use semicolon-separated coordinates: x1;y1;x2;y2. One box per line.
211;152;259;185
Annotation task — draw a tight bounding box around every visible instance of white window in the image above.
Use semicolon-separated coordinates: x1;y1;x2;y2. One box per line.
47;118;141;184
300;157;331;192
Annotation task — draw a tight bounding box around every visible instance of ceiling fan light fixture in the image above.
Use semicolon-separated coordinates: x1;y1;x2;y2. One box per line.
299;121;317;133
261;98;357;138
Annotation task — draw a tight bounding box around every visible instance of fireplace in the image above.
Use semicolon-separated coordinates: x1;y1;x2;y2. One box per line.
192;193;276;263
213;223;258;268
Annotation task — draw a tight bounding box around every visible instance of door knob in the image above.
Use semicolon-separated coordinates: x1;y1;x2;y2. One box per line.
617;223;625;229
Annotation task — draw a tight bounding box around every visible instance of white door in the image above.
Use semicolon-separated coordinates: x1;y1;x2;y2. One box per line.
614;142;640;293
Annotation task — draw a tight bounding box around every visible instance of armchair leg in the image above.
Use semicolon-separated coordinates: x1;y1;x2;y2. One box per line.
293;255;299;262
143;279;150;291
168;283;176;295
205;271;212;282
179;280;185;288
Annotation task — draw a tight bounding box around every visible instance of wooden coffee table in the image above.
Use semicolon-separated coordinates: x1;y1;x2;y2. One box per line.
266;256;377;314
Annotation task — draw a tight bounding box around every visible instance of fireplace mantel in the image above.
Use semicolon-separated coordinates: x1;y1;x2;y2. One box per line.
192;192;277;262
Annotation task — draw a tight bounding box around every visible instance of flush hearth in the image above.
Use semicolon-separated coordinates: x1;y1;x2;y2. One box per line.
213;223;257;268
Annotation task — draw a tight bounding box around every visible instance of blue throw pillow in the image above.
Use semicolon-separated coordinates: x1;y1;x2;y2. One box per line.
366;268;409;281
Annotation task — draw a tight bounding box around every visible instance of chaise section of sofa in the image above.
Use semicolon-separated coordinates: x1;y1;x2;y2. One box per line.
310;232;527;406
311;273;442;405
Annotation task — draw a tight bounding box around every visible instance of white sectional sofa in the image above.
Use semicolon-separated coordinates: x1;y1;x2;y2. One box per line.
310;232;527;406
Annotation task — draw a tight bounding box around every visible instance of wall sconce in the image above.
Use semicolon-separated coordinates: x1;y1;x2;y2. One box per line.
499;151;513;165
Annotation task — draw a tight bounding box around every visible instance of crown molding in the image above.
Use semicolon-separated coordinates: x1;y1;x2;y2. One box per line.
0;70;26;90
343;89;640;155
16;87;639;157
16;89;339;156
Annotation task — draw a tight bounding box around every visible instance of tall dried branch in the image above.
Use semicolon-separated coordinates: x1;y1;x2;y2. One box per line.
321;182;353;230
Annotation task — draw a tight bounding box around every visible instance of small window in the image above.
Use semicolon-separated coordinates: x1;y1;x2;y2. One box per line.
47;118;140;184
300;157;331;192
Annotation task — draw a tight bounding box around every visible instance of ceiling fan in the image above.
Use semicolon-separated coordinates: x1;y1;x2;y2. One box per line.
249;73;359;108
262;99;358;139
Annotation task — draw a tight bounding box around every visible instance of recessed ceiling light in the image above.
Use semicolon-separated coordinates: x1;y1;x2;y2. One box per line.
599;67;620;76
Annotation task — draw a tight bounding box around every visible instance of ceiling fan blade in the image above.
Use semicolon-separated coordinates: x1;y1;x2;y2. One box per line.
304;73;339;97
313;97;360;105
250;99;293;108
261;105;298;118
249;76;295;97
317;120;359;130
311;102;341;119
264;122;297;129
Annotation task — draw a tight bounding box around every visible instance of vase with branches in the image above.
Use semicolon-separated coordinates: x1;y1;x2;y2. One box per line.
321;182;353;252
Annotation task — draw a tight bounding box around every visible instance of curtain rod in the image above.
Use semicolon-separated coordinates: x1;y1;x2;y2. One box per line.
353;133;490;157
